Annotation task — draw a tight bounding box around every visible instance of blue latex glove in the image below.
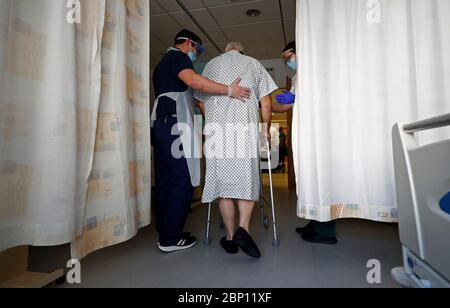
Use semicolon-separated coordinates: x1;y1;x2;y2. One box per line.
276;90;296;105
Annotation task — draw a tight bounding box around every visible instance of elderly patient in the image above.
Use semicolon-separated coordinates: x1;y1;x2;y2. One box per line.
195;42;277;258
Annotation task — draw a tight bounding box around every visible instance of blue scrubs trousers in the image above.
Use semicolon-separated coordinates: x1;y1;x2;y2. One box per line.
152;117;194;246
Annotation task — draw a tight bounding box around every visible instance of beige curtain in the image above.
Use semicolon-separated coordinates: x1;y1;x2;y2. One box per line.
0;0;151;260
71;0;151;259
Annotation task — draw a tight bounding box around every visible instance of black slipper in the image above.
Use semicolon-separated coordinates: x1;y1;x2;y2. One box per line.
301;229;338;245
220;237;239;254
233;227;262;258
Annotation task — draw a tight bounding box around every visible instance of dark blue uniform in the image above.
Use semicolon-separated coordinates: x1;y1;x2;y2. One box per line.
152;49;195;246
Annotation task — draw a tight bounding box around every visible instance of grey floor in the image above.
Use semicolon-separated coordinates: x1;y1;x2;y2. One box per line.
31;173;403;288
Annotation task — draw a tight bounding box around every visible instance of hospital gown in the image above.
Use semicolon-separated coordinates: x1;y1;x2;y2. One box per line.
195;51;278;203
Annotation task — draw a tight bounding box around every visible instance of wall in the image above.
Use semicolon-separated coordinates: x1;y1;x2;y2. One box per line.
260;58;292;89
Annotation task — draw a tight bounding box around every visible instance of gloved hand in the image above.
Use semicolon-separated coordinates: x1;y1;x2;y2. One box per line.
276;90;296;105
228;77;251;101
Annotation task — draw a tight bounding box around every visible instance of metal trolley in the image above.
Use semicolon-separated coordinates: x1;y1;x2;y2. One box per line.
204;140;280;247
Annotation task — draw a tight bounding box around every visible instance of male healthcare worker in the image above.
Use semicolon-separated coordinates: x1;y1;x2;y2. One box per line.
152;29;251;253
276;41;338;245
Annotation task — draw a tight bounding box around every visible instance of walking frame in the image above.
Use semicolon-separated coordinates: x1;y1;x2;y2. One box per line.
204;140;280;247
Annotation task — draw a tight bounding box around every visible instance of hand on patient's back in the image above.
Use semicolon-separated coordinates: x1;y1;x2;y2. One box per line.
229;77;251;101
276;90;296;105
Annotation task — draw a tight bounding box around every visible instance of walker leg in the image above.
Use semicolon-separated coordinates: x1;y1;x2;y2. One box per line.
259;162;265;225
205;203;212;246
266;141;280;247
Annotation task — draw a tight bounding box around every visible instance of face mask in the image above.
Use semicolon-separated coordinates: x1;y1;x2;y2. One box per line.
188;47;197;63
287;57;297;72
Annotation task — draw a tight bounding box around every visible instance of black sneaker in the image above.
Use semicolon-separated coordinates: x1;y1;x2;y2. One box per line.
158;232;193;246
158;235;198;253
233;227;261;258
182;232;193;238
220;237;239;254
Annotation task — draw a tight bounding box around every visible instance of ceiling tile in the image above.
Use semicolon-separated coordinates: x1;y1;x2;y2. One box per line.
223;20;283;41
207;0;281;27
150;0;296;67
171;9;219;29
150;14;182;34
150;0;165;15
155;0;205;13
281;0;296;19
284;18;296;42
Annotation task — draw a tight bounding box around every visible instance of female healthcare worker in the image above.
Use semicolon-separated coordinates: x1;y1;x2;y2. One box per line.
276;41;338;245
273;41;297;113
152;29;251;253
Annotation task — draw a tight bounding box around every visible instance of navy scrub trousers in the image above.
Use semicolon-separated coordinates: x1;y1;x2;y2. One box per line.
152;48;196;247
152;117;194;246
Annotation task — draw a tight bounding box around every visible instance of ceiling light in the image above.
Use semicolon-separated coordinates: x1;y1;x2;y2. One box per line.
246;9;261;17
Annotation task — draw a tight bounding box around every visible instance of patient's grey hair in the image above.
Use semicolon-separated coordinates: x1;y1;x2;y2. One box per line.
225;42;244;53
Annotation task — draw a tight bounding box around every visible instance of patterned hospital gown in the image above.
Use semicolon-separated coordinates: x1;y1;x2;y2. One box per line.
195;51;278;203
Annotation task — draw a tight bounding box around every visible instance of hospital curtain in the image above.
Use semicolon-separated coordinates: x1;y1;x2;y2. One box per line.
71;0;151;259
293;0;450;223
0;0;151;259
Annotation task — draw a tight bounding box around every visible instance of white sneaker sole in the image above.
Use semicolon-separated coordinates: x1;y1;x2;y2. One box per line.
158;241;197;253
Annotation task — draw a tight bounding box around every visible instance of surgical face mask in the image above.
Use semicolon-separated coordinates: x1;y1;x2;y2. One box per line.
188;46;197;63
188;51;197;62
287;56;297;72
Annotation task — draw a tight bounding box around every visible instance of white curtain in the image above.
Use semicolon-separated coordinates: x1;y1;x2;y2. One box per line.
294;0;450;223
0;0;151;259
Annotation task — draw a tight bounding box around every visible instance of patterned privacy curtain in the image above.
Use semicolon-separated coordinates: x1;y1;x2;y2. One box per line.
71;0;151;259
293;0;450;223
0;0;151;259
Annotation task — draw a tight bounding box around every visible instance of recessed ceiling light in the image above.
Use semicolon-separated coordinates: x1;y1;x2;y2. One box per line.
246;9;261;17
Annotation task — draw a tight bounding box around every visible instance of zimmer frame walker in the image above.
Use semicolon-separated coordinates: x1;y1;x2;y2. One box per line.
204;140;280;247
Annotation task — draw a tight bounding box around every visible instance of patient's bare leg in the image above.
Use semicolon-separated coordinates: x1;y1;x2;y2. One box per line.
238;200;255;233
219;199;236;240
